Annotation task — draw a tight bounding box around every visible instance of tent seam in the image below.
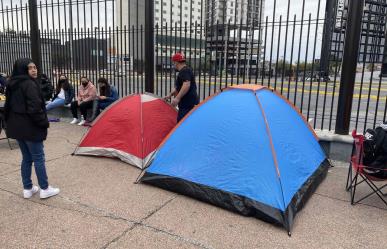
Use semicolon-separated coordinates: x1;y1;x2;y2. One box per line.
254;91;288;213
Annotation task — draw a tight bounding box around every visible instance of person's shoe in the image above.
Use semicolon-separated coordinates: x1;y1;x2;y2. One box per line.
78;119;86;126
83;121;92;127
40;186;60;199
70;118;78;124
23;185;39;199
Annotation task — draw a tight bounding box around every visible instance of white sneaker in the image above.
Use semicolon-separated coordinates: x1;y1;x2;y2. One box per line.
40;186;60;199
70;118;78;124
23;185;39;199
78;119;86;126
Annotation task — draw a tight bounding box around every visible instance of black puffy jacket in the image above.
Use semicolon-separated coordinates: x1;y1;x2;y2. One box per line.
40;74;54;101
4;62;49;141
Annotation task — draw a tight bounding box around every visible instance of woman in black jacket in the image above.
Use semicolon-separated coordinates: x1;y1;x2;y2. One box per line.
46;74;75;111
4;58;60;199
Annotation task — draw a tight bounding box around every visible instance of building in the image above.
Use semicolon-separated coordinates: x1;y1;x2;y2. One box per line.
69;38;108;71
205;0;265;76
0;31;57;76
322;0;386;76
154;0;205;25
115;0;206;72
207;0;262;26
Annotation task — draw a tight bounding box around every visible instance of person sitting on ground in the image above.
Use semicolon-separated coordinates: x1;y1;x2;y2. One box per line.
70;77;97;126
0;73;7;94
89;77;119;122
46;75;75;111
40;74;54;102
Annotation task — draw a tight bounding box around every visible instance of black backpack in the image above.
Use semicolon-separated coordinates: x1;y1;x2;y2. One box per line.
363;123;387;170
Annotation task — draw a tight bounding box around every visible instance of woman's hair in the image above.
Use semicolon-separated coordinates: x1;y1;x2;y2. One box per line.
56;75;70;93
80;76;88;82
11;58;34;78
98;77;111;97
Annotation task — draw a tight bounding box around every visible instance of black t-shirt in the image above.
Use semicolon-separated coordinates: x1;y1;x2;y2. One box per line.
175;66;199;109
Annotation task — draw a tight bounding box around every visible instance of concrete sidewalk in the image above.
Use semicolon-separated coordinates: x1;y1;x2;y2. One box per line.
0;122;386;249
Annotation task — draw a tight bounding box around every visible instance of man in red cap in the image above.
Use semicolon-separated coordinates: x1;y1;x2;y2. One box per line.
165;52;199;122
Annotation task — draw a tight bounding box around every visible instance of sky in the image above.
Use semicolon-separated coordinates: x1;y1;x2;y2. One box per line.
1;0;330;61
266;0;326;19
263;0;328;61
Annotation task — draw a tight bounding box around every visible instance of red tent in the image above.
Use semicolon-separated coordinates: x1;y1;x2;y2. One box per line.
74;93;177;169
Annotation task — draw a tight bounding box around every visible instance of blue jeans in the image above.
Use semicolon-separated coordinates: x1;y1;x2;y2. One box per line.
46;98;65;111
98;100;113;110
17;140;49;190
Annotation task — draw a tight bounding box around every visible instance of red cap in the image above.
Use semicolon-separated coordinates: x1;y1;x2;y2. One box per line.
172;53;186;62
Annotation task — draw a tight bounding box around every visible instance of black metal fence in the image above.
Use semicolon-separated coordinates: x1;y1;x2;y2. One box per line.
0;0;386;134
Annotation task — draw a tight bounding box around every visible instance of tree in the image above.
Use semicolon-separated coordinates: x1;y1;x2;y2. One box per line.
275;60;293;76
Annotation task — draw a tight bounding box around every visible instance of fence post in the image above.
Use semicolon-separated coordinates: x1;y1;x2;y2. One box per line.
335;0;364;135
144;0;155;93
28;0;42;71
319;0;335;79
382;30;387;77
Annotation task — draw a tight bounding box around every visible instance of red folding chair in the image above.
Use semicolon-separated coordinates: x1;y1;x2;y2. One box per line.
346;130;387;206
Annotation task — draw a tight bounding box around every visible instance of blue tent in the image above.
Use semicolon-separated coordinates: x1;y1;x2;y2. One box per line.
141;85;329;233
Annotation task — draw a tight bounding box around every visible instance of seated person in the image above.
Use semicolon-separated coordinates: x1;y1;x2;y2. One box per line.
0;73;7;94
46;75;75;111
89;78;119;122
70;77;97;126
40;74;54;102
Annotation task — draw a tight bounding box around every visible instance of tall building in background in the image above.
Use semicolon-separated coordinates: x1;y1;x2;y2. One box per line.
154;0;205;25
205;0;265;76
207;0;262;26
321;0;386;76
154;0;207;70
115;0;206;72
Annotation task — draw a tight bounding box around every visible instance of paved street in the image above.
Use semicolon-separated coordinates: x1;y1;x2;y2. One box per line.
61;70;386;132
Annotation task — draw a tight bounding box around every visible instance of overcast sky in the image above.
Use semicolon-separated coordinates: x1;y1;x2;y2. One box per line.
266;0;326;19
1;0;329;61
264;0;328;61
